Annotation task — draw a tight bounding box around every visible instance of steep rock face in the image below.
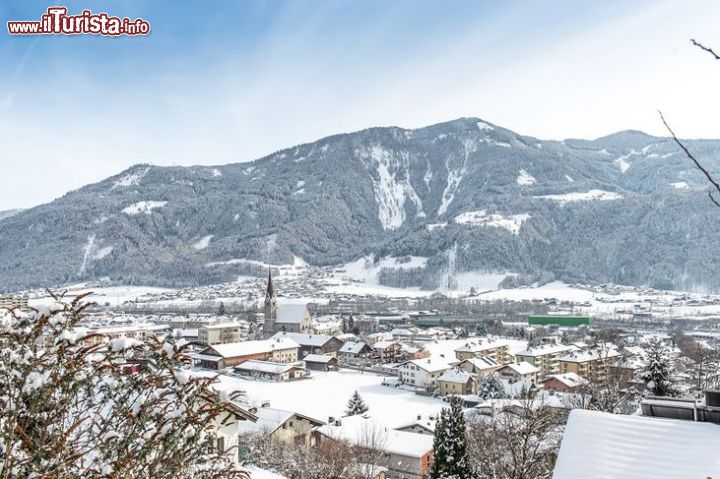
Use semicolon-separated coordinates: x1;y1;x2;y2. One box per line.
2;117;720;293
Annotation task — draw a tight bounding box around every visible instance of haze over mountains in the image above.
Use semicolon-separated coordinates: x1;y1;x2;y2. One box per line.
2;117;720;294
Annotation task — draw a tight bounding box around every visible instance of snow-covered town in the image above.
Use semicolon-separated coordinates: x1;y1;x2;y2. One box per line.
4;261;720;478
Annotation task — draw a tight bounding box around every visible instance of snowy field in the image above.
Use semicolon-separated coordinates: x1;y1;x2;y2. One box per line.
196;369;446;429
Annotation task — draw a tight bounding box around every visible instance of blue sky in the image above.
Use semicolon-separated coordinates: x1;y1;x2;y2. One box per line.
1;0;720;209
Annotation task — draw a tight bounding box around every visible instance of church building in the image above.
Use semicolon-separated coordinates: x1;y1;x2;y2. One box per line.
263;270;313;338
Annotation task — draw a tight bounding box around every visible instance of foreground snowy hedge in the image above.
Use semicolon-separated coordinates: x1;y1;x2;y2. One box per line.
0;293;249;479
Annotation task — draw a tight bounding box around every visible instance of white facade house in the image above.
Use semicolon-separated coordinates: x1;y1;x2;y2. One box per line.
397;358;453;390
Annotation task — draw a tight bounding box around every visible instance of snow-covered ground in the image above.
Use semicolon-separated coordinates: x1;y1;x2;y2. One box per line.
198;369;446;429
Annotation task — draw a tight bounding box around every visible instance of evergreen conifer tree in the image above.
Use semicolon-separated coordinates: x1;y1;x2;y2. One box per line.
431;396;473;479
345;390;369;416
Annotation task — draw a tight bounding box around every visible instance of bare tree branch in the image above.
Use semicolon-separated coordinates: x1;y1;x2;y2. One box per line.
659;110;720;207
691;39;720;60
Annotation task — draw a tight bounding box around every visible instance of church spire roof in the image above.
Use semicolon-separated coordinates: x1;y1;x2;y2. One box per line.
266;268;274;298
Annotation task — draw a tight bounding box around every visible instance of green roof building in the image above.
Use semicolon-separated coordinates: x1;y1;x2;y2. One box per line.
528;315;591;327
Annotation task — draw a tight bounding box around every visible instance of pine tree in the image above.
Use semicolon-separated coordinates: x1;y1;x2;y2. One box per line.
478;375;505;400
431;396;473;479
641;338;676;396
345;390;369;416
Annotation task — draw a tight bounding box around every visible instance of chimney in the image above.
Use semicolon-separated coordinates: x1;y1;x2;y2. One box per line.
417;414;422;420
328;416;335;424
335;419;342;426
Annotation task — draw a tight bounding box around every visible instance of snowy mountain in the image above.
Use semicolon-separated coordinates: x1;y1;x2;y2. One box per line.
2;117;720;293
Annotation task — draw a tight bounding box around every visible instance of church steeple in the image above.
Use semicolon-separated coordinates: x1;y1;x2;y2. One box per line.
266;269;275;300
263;269;277;338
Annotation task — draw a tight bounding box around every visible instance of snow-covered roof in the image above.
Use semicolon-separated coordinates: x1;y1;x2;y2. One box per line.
515;343;576;357
237;407;294;435
544;372;587;388
373;340;399;349
233;360;301;375
461;356;501;370
403;358;453;373
553;409;720;479
201;322;243;330
558;348;620;363
272;331;334;347
438;369;473;383
501;362;540;375
303;354;335;363
317;416;433;458
205;338;299;358
339;341;370;354
276;304;309;324
455;339;509;353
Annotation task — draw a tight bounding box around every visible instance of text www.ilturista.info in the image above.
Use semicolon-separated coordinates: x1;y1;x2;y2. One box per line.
7;7;150;36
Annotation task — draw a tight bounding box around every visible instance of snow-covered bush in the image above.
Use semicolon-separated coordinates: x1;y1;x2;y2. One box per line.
478;375;506;400
0;293;249;478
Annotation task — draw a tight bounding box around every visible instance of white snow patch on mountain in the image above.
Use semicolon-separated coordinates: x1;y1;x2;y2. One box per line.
536;190;623;203
455;210;529;234
294;189;306;195
296;180;305;188
366;146;424;230
338;255;429;285
477;121;494;131
79;235;113;276
212;168;222;177
565;175;575;183
614;150;639;173
111;167;150;190
426;222;447;231
193;235;213;250
671;181;689;189
122;201;167;215
516;169;536;186
438;139;474;215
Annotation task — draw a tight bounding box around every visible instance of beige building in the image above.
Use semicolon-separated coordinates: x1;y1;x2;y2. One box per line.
196;337;300;370
558;349;621;382
438;369;476;396
238;407;323;446
514;343;577;378
198;322;244;345
454;339;511;364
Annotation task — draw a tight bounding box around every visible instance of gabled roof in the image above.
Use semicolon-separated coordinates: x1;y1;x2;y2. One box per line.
402;357;453;373
438;369;474;383
500;362;540;375
340;341;371;354
553;410;720;479
237;406;323;436
303;354;336;363
272;331;335;347
233;360;302;375
276;304;309;324
460;356;501;370
205;338;299;358
316;415;433;458
544;372;587;388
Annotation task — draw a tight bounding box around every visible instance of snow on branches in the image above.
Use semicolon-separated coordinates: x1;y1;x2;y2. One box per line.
0;292;250;479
